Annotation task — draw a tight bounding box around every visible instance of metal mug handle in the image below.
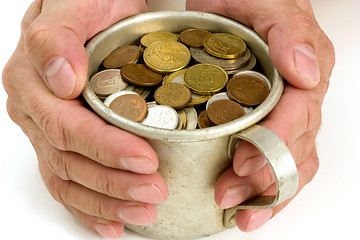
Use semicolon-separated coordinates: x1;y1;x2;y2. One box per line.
224;125;299;228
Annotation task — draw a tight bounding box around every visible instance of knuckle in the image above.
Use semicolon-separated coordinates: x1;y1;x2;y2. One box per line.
251;165;275;193
35;104;69;150
46;148;71;180
24;20;53;57
260;165;275;191
89;197;112;219
44;172;70;205
95;173;123;199
2;62;13;95
302;153;320;185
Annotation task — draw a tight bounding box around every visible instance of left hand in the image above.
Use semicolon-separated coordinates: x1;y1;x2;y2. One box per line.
187;0;335;232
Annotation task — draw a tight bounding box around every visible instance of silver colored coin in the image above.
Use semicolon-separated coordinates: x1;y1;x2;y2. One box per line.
141;105;179;130
233;70;272;89
183;107;198;129
147;101;158;108
243;106;254;115
124;84;152;99
89;69;128;98
227;53;257;75
190;47;251;70
206;92;230;110
103;90;139;107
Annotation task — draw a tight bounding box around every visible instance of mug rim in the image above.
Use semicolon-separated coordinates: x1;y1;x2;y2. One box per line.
82;11;284;141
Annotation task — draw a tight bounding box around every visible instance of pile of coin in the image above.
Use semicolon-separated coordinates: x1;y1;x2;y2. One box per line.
89;29;271;130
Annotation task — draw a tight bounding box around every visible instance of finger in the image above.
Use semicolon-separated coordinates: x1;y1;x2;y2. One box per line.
216;139;319;209
234;146;319;232
23;80;158;173
187;0;321;89
233;84;321;177
14;102;167;203
22;0;147;99
46;150;168;204
38;158;157;226
68;206;125;239
5;28;159;175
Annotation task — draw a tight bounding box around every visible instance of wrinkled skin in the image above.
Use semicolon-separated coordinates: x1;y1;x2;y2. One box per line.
2;0;335;238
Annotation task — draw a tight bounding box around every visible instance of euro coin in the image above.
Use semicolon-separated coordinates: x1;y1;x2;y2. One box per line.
197;110;215;129
184;63;228;95
176;109;187;129
162;69;211;106
103;45;141;69
140;31;178;49
207;99;245;125
190;47;250;70
227;74;270;107
154;83;192;109
144;41;191;74
179;29;212;48
121;64;163;86
204;33;247;59
108;94;148;122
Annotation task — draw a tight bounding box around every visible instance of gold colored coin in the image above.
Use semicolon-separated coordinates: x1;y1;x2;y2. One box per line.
120;64;163;86
190;47;251;70
140;31;178;49
109;94;148;122
162;69;211;106
184;63;228;95
176;109;187;129
179;29;212;48
154;83;191;109
144;41;191;74
204;33;247;59
207;99;245;125
103;45;141;69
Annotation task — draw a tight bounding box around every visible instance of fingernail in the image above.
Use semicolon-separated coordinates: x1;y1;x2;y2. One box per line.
294;45;320;86
94;224;120;239
119;205;155;225
45;58;76;98
220;185;252;209
121;156;157;174
245;209;273;232
237;155;267;176
129;184;166;204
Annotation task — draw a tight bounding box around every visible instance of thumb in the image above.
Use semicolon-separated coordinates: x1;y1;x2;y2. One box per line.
187;0;321;89
23;0;147;99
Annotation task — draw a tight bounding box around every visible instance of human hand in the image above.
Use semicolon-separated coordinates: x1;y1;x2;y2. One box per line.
2;0;169;238
187;0;335;232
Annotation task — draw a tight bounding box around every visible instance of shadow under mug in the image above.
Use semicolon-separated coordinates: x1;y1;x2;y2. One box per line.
83;11;298;240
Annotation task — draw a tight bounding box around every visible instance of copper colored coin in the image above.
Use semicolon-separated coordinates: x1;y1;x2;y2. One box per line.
179;29;212;48
207;99;245;125
227;75;270;107
109;94;147;122
154;83;191;109
103;45;141;69
197;110;215;129
121;64;163;86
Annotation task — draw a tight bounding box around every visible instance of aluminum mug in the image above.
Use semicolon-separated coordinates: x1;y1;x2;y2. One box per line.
82;11;299;240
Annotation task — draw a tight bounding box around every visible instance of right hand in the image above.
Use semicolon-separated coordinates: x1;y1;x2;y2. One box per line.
2;0;168;238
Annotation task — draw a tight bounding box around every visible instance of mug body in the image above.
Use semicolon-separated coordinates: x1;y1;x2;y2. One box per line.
83;11;284;239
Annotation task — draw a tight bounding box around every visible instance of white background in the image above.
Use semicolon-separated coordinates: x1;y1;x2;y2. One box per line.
1;0;359;239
